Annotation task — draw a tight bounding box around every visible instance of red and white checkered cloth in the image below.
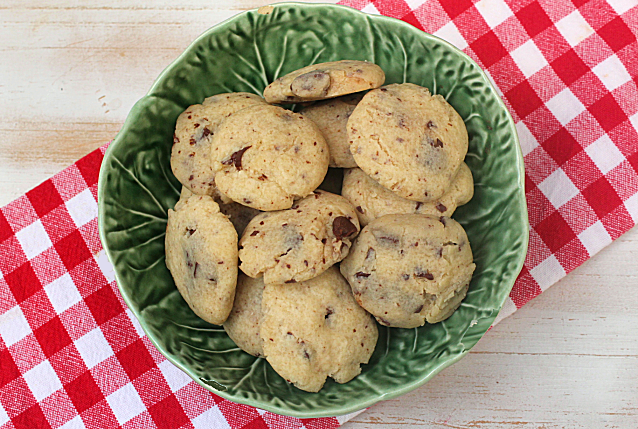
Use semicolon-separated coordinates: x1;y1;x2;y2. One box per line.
1;0;637;428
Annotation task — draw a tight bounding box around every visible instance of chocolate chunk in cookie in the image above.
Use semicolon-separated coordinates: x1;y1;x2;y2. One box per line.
263;60;385;104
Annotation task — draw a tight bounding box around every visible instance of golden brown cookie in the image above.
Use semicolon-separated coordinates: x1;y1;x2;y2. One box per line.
165;195;238;325
210;105;329;211
348;83;468;202
261;267;378;392
263;60;385;103
223;274;265;357
171;93;266;198
342;163;473;226
300;94;363;168
239;190;360;284
340;214;475;328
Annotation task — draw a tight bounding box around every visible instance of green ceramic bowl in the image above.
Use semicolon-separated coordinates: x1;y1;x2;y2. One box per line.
98;2;528;418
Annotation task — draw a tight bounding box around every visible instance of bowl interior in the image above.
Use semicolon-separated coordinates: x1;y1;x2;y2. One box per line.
98;3;528;418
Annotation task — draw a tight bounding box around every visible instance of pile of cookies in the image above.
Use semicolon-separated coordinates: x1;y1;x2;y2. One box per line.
165;60;476;392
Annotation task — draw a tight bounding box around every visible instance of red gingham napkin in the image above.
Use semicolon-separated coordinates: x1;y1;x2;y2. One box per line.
1;1;637;428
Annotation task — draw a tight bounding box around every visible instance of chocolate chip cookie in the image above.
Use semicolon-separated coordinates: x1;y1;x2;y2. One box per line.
348;83;469;202
165;195;239;325
260;266;378;392
340;214;475;328
263;60;385;104
239;190;360;284
300;94;362;168
342;163;473;226
171;92;266;198
210;105;329;211
223;274;265;357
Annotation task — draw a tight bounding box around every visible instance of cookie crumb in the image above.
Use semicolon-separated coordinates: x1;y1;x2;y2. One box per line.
257;5;274;14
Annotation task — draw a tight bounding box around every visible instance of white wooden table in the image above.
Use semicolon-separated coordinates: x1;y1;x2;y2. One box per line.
2;2;637;428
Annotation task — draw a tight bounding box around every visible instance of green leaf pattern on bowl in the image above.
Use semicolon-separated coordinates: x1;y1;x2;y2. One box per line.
98;3;528;418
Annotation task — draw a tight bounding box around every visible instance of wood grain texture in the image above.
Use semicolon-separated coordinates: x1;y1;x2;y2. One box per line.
0;0;336;206
1;2;637;428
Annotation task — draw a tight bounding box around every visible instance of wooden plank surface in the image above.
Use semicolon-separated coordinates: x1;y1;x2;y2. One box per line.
0;0;336;205
1;2;637;428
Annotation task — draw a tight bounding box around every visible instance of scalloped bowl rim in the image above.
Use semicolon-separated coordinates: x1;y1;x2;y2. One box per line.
97;2;529;418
